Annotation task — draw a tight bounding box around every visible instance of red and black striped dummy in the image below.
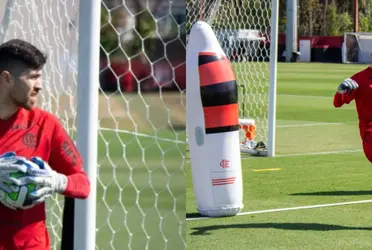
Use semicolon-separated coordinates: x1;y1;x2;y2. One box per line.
186;20;243;218
198;52;239;134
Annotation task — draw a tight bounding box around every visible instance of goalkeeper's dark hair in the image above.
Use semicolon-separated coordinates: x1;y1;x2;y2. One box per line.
0;39;47;76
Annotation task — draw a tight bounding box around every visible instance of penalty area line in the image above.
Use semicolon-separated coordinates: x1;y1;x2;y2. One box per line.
186;199;372;221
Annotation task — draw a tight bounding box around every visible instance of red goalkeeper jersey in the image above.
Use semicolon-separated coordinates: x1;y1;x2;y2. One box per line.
0;107;90;249
333;66;372;139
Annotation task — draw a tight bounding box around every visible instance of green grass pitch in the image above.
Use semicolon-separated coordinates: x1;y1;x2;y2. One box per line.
187;63;372;250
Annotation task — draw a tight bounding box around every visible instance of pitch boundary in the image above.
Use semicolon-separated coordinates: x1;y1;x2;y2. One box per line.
186;199;372;221
240;149;362;160
278;94;331;99
276;149;362;157
277;121;357;128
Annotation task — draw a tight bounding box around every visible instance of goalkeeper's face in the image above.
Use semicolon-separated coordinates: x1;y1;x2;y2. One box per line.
9;68;42;110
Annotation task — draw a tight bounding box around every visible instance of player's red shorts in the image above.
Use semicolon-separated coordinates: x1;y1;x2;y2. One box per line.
0;221;50;250
362;132;372;163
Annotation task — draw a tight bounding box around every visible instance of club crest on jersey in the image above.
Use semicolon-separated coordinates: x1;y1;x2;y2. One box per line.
22;133;37;148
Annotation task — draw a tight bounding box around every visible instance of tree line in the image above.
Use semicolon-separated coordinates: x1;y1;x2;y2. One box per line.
293;0;372;35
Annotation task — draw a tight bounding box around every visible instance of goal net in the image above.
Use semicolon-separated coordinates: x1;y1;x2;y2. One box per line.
343;32;372;64
0;0;186;249
186;0;275;156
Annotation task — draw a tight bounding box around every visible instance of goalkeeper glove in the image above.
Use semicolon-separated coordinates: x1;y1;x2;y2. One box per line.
24;157;68;205
0;152;38;210
337;78;358;94
0;152;29;190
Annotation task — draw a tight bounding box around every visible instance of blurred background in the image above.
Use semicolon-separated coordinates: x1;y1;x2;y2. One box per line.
187;0;372;64
100;0;186;93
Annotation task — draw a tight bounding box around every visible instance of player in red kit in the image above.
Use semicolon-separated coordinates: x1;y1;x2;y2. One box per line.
0;39;90;249
333;66;372;163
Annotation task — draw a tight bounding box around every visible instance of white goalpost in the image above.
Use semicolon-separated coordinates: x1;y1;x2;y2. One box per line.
0;0;186;250
186;0;279;157
74;1;100;250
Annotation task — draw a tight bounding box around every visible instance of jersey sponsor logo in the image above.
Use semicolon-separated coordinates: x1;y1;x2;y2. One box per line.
10;123;33;130
61;141;77;166
21;133;37;148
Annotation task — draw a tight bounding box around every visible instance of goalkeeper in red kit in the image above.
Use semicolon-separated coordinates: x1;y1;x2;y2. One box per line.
0;39;90;249
333;66;372;163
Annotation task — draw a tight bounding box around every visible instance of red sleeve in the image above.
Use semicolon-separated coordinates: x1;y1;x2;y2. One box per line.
49;117;90;199
333;75;359;107
333;89;357;107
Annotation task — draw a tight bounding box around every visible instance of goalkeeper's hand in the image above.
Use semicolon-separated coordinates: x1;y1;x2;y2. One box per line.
22;157;68;206
0;152;38;210
337;78;359;94
0;152;28;189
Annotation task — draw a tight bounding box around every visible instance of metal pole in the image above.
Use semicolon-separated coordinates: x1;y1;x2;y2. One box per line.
353;0;359;32
268;0;279;157
286;0;298;62
74;0;100;249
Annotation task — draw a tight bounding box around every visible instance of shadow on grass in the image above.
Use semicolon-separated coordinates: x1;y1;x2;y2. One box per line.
189;223;372;235
290;190;372;196
186;213;203;219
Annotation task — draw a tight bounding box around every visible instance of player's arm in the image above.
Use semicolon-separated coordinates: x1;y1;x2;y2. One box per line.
333;78;358;107
24;117;90;204
47;120;90;199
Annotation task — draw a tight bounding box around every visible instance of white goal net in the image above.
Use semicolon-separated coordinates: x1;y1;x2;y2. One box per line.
343;32;372;64
0;0;186;249
186;0;275;155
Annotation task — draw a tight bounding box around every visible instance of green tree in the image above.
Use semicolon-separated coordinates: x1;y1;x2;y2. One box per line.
100;0;161;58
298;0;324;36
359;0;372;32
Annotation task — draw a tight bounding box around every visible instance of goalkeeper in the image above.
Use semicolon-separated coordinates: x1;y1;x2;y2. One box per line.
333;66;372;163
0;39;90;249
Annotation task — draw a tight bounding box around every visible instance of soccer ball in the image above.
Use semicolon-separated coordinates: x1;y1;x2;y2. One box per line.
2;171;40;208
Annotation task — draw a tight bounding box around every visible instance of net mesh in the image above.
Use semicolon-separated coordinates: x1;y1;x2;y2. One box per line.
0;0;186;249
186;0;273;147
344;32;372;64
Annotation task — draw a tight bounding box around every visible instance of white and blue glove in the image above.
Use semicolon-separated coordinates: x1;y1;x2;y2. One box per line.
23;157;68;206
0;152;36;210
0;152;28;189
337;78;359;94
0;154;68;209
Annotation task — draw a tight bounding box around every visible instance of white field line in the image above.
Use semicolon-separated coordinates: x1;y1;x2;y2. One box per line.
277;94;331;99
99;127;186;144
277;121;357;128
240;149;362;160
275;149;362;157
102;118;356;145
186;199;372;221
